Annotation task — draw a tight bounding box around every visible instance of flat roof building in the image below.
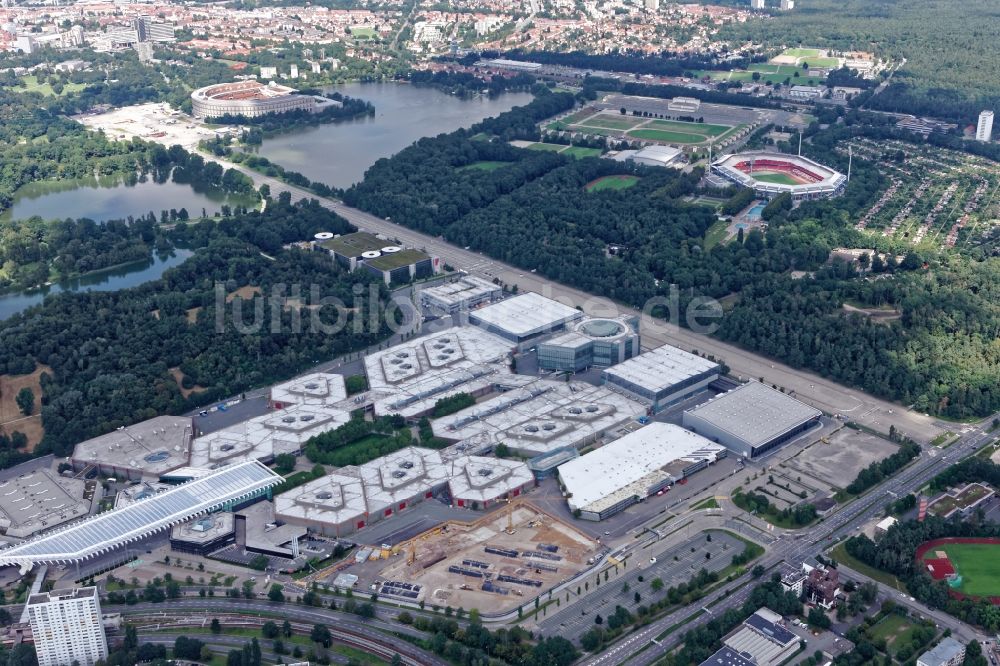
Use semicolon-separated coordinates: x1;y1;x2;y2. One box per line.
445;456;534;509
71;416;194;480
358;446;451;519
0;469;89;539
613;145;684;168
601;344;720;413
169;513;236;556
700;647;757;666
190;405;350;468
419;275;502;315
723;608;799;666
27;586;108;666
363;326;515;418
0;461;281;572
558;423;725;520
316;232;436;285
269;372;348;410
682;381;821;459
431;379;645;456
275;471;369;537
917;638;967;666
537;315;640;372
469;293;583;349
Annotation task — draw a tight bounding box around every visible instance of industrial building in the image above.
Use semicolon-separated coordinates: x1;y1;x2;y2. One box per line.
315;231;436;285
917;638;966;666
468;292;583;349
419;275;502;315
0;468;89;538
722;608;799;666
558;423;726;520
445;456;534;508
363;326;515;418
601;344;720;413
191;81;317;119
612;145;684;169
26;586;108;666
358;446;452;519
682;381;821;459
71;416;194;479
169;513;236;556
431;379;645;456
275;471;370;537
700;647;757;666
269;372;348;410
190;404;350;468
537;315;640;372
0;461;281;572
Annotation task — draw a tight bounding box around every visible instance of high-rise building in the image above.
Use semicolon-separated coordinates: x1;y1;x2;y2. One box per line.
136;40;154;62
977;110;994;142
27;587;108;666
289;64;299;79
260;65;277;79
644;0;660;11
133;15;175;43
779;0;794;8
750;0;765;9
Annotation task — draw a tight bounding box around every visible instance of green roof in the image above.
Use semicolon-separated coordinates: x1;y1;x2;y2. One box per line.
366;248;431;271
319;232;386;258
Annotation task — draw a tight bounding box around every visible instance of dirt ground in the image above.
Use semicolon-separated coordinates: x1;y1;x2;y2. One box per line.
373;504;599;613
784;429;898;490
0;364;52;450
227;286;262;302
169;367;207;399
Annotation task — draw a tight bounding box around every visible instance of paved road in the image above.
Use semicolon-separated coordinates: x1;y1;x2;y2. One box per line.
217;159;942;445
589;420;997;666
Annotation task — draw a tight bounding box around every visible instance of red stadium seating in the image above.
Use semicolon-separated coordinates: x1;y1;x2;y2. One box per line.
731;159;824;184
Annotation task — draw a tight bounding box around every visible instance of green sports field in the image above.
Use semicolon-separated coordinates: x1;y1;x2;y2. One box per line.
781;47;822;58
626;129;706;144
924;543;1000;597
750;172;802;186
576;115;646;131
561;146;603;158
525;142;567;152
349;27;377;39
586;175;640;192
646;119;730;136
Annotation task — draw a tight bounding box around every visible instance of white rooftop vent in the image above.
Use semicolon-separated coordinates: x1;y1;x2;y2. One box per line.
314;232;335;240
361;250;382;259
381;246;402;253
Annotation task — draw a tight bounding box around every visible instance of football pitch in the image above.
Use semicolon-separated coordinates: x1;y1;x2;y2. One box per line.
750;172;802;186
586;175;640;192
626;128;709;144
925;543;1000;597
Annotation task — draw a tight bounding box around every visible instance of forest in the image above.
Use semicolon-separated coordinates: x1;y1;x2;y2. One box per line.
0;198;394;465
341;95;1000;419
717;0;1000;123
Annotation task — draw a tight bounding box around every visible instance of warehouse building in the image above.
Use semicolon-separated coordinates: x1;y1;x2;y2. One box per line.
431;379;645;456
169;513;236;556
419;275;502;315
722;608;799;666
612;145;684;169
601;345;720;413
364;326;516;418
917;637;966;666
469;292;583;349
537;315;640;372
682;381;821;459
315;231;436;285
269;372;348;410
358;446;451;519
0;469;89;539
190;405;350;468
71;416;194;480
275;471;369;537
558;423;726;520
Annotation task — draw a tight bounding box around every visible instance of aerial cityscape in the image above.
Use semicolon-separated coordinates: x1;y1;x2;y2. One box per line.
0;0;998;665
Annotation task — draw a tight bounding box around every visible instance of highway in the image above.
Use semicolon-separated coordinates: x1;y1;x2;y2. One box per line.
583;420;996;666
222;158;943;445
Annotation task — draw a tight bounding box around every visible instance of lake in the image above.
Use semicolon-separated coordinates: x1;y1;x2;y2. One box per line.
0;174;257;224
255;82;534;188
0;249;194;321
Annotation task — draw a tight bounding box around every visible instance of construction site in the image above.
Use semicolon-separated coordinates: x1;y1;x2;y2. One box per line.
341;501;600;612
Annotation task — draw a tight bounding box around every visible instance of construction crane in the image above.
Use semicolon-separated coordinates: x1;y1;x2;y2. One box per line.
407;542;416;566
504;494;517;535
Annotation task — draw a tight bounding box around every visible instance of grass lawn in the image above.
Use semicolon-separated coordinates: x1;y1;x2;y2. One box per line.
562;108;600;124
703;219;731;250
562;145;603;158
578;115;646;131
458;160;512;172
586;175;640;192
350;27;378;39
926;543;1000;597
525;142;567;152
804;57;842;68
646;119;730;136
752;172;802;186
830;541;907;590
691;497;720;510
627;128;707;144
869;614;920;655
19;75;86;97
781;48;822;58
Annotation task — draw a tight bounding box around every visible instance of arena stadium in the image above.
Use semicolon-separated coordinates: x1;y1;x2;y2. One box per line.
191;80;316;119
711;151;846;201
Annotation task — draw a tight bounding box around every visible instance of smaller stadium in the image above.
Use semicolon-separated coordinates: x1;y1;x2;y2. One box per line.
916;537;1000;602
712;151;846;201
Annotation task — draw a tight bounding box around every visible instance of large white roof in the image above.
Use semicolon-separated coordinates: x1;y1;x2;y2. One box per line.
0;460;281;570
558;423;724;513
602;344;719;393
469;293;582;339
682;381;821;447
